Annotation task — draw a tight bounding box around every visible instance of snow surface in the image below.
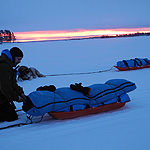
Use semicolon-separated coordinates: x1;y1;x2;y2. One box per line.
0;0;150;150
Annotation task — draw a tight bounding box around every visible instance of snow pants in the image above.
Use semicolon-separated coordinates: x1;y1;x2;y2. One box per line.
0;101;18;122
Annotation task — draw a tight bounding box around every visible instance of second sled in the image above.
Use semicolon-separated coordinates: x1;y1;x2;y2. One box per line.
114;65;150;71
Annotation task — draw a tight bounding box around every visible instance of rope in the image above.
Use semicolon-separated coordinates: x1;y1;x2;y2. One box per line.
0;122;32;130
0;115;44;130
105;83;118;99
56;92;70;111
45;66;114;77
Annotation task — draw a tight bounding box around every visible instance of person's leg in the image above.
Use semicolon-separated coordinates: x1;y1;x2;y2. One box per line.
0;101;18;122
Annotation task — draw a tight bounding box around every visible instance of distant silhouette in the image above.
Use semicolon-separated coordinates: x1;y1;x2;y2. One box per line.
0;29;16;43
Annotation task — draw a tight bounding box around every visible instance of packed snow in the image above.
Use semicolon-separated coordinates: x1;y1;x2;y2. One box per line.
0;0;150;150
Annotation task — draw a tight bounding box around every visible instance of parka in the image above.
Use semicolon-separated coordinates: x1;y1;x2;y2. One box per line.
0;49;24;104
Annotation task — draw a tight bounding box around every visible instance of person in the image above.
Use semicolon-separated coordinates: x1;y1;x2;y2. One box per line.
17;66;46;81
0;47;26;122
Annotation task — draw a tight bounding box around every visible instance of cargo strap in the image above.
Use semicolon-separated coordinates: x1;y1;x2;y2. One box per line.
143;59;150;65
131;59;140;67
135;58;142;66
123;60;129;68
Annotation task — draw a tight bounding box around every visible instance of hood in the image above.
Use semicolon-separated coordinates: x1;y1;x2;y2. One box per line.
1;49;13;62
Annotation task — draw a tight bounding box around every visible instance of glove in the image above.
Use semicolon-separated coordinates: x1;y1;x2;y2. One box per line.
36;85;56;92
20;93;26;100
14;94;25;103
18;96;24;102
70;83;91;96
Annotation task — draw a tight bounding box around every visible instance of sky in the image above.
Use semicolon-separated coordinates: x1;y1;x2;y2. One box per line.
0;0;150;32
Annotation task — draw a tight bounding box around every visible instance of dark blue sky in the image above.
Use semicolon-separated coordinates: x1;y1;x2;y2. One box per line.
0;0;150;32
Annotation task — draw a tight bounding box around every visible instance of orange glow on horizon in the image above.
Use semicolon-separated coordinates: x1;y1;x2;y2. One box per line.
14;27;150;42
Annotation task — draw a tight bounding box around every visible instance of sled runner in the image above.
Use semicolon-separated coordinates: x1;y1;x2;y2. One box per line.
48;101;128;119
115;58;150;71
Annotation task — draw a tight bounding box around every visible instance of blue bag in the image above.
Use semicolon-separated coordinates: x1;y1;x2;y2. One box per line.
117;58;150;68
23;79;136;116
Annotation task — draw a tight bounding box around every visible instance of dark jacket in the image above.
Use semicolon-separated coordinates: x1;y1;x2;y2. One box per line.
0;49;24;104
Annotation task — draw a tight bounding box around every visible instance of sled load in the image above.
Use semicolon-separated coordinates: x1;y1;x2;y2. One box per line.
22;79;136;119
114;58;150;71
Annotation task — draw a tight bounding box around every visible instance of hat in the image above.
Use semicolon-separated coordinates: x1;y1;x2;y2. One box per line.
10;47;23;59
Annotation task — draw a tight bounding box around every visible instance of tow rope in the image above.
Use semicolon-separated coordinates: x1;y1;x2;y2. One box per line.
0;115;44;130
45;66;114;77
0;122;32;130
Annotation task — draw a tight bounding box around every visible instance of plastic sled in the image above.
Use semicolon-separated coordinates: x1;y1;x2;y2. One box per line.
114;65;150;71
48;102;128;119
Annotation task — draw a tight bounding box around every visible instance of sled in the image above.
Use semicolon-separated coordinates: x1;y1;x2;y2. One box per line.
48;102;128;119
114;65;150;71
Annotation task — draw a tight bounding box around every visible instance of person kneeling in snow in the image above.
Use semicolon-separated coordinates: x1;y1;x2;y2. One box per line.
0;47;26;122
18;66;46;81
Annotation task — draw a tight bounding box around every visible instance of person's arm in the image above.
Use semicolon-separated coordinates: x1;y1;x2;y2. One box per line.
12;71;26;100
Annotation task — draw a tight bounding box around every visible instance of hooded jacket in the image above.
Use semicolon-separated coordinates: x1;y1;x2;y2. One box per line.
0;49;24;104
